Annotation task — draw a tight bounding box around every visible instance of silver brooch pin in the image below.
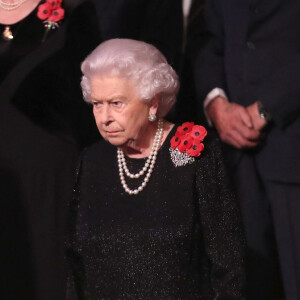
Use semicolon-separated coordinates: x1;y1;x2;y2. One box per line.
169;148;195;167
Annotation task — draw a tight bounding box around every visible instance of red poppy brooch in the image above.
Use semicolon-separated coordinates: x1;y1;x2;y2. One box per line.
37;0;65;41
170;122;207;167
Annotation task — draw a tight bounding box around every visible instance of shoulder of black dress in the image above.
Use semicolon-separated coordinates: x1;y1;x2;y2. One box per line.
83;139;116;163
198;136;222;160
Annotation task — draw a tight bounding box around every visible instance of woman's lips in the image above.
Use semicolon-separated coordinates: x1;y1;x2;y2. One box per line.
107;131;119;134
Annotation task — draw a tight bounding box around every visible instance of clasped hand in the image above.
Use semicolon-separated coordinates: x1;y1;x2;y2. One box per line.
207;97;267;149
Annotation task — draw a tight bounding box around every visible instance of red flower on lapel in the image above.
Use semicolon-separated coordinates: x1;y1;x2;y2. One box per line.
48;7;65;22
37;0;64;23
169;122;207;167
37;3;52;20
186;141;204;157
177;135;193;153
189;125;207;142
37;0;65;41
170;131;182;149
47;0;62;9
177;121;194;136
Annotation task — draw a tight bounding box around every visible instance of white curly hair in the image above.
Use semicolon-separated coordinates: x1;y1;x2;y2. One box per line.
81;38;179;117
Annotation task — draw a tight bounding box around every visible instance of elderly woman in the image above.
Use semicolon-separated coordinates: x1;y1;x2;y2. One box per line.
66;39;246;299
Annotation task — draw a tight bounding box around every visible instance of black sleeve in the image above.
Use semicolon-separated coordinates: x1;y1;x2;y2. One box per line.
195;138;246;299
194;0;227;101
257;57;300;127
65;151;87;300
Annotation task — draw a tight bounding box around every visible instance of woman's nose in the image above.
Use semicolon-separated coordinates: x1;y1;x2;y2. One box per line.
100;105;112;124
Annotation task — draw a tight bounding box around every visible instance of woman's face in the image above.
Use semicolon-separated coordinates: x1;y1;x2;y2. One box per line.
91;76;158;150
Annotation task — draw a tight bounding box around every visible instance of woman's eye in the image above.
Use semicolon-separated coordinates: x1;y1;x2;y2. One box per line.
92;102;101;107
112;101;122;107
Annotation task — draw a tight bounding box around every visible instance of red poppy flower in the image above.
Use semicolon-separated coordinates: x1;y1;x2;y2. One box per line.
49;7;65;22
186;142;204;157
47;0;62;9
176;121;194;136
177;135;193;153
189;125;207;142
37;3;52;20
170;133;182;149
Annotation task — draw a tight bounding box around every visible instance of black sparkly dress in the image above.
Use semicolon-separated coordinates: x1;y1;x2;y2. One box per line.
66;126;246;299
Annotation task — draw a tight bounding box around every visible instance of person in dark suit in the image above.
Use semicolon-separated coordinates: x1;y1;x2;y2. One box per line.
0;0;100;299
91;0;183;74
171;0;208;124
195;0;300;299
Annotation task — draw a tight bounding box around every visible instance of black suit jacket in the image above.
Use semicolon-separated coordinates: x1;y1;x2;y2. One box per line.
196;0;300;183
92;0;183;73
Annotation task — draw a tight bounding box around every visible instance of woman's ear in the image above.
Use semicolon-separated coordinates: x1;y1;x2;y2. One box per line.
149;94;160;116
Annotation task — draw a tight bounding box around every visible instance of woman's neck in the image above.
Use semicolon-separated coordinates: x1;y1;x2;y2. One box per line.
0;0;41;25
122;120;174;159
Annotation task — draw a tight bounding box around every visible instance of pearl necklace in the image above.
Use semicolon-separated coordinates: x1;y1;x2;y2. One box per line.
117;119;164;195
0;0;29;10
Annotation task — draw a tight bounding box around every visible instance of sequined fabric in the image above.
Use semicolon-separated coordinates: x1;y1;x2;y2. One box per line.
66;126;246;299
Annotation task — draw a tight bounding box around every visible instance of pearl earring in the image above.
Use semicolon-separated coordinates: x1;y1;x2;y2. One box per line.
148;114;157;122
